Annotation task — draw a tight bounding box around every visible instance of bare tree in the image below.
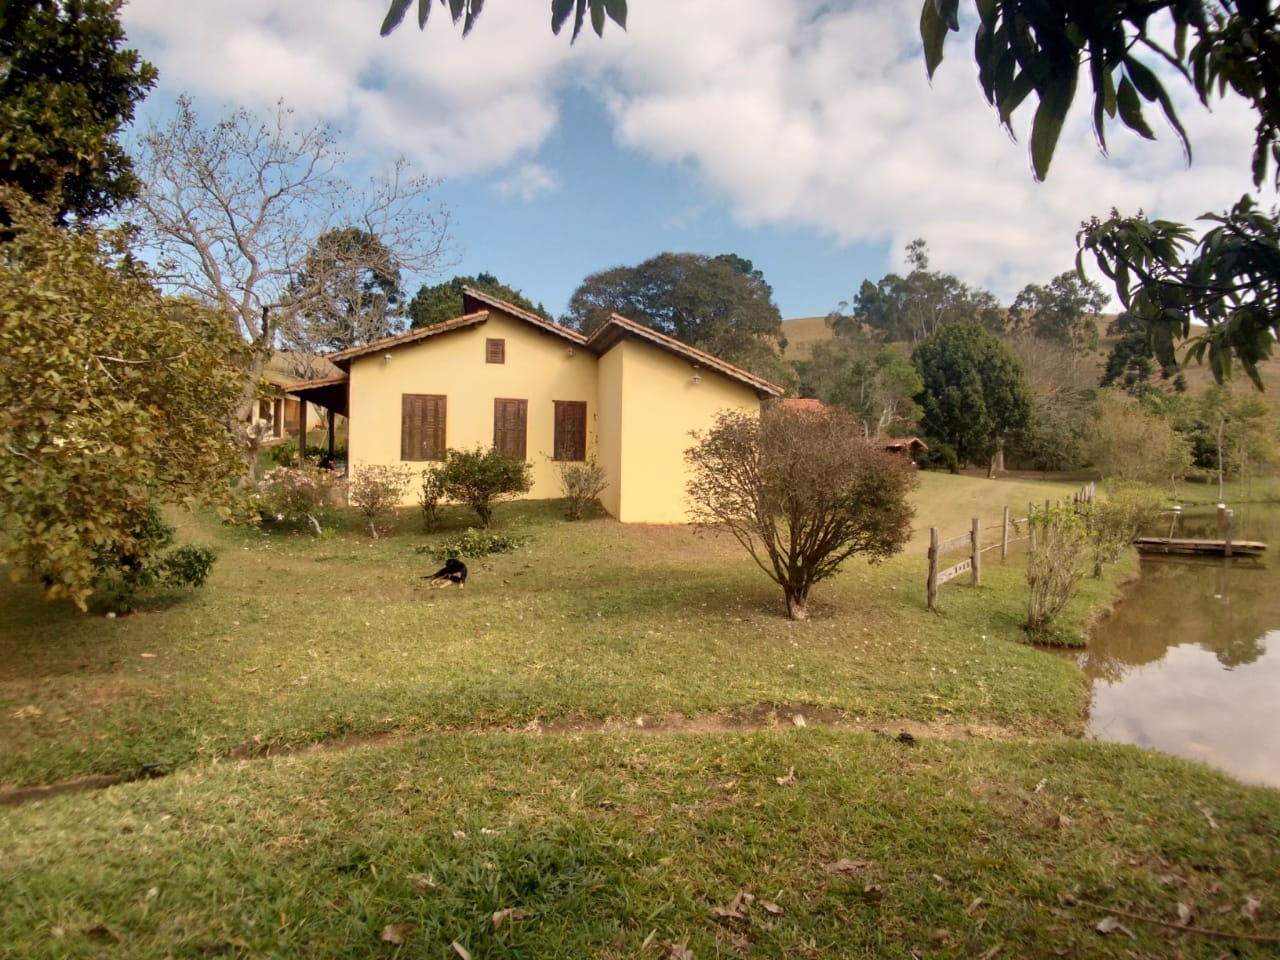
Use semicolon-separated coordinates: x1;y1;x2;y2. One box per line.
686;406;916;621
129;96;450;474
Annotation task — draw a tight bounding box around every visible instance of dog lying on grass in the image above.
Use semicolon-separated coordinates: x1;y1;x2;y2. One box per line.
425;557;467;588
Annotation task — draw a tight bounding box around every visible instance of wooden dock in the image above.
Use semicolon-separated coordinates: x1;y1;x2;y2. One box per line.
1134;537;1267;557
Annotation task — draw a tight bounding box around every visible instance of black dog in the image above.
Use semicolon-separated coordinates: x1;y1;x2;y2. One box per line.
425;557;467;588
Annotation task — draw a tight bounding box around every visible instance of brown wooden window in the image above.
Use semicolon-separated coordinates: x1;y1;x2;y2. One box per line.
485;338;505;363
553;401;587;461
493;398;528;459
402;394;446;461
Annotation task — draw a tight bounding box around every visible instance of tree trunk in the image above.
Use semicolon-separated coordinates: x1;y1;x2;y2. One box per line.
785;585;809;621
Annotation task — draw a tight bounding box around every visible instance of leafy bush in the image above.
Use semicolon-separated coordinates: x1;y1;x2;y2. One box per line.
91;505;217;613
1025;502;1089;640
918;442;959;473
254;465;341;535
1083;481;1166;577
267;439;348;467
435;445;533;528
420;468;444;531
348;464;414;537
426;528;529;560
556;457;608;520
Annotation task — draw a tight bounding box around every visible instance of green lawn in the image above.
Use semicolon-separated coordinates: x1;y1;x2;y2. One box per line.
3;472;1278;958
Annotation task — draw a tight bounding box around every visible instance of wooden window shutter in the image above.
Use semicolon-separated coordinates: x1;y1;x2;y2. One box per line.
486;338;505;364
401;394;446;461
493;398;528;459
553;401;587;461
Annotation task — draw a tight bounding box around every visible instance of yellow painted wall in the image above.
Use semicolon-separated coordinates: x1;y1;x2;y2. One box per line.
595;347;625;519
609;339;763;523
346;312;597;505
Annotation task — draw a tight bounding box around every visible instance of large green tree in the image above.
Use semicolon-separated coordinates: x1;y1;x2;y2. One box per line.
0;0;156;222
841;239;1003;344
1009;270;1109;350
564;252;794;388
923;0;1280;385
0;195;244;609
912;322;1035;472
284;227;406;352
380;0;625;42
797;338;922;439
408;272;551;329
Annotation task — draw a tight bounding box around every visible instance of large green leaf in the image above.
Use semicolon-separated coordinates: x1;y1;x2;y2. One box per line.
379;0;414;36
551;0;574;35
603;0;627;30
920;0;949;79
1115;75;1155;139
1029;71;1076;181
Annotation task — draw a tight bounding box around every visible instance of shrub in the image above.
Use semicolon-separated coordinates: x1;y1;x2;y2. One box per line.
348;464;414;537
686;406;916;621
1083;481;1166;577
420;468;444;531
425;528;529;560
254;465;341;535
267;439;348;468
91;504;217;613
1025;502;1089;640
435;445;534;528
556;457;608;520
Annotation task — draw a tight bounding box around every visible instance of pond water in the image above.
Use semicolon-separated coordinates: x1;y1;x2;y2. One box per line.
1078;503;1280;788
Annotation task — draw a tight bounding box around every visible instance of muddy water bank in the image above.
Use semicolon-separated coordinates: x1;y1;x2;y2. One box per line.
1078;504;1280;788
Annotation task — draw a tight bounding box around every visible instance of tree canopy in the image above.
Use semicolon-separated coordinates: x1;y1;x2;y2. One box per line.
284;227;406;352
912;321;1034;471
408;272;551;329
0;195;244;608
0;0;157;222
564;252;794;388
796;337;922;440
838;239;1002;344
1009;270;1109;350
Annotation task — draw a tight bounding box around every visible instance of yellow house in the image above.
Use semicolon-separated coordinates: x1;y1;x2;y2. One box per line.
296;288;783;523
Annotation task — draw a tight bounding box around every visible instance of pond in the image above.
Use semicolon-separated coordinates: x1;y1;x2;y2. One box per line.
1077;502;1280;788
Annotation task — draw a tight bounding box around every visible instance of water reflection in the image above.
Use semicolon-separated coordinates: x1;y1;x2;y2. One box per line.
1080;505;1280;788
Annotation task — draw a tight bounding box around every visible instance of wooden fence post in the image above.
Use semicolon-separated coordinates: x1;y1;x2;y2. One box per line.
927;527;939;611
971;516;982;586
1028;502;1036;550
1001;505;1009;562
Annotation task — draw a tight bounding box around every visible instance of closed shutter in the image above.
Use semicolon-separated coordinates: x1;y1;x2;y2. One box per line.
493;398;528;459
553;400;587;461
401;394;446;460
486;338;505;363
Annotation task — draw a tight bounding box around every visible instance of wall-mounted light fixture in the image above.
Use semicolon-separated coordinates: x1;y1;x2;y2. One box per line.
384;353;393;363
691;363;702;385
566;346;575;358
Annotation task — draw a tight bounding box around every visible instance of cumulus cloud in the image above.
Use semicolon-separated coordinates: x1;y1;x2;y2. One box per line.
122;0;1274;303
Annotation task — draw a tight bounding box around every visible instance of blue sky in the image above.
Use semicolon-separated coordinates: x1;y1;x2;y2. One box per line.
120;0;1272;324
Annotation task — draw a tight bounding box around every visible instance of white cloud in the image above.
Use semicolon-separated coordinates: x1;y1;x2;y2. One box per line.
493;163;561;202
121;0;1276;303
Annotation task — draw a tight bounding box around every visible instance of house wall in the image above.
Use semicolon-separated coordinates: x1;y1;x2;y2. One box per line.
595;347;625;518
346;312;596;504
607;338;764;523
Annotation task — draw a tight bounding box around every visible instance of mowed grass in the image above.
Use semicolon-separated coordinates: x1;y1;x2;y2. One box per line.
3;731;1278;959
0;473;1107;788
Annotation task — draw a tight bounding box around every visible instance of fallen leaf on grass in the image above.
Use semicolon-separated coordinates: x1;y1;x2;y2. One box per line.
1242;895;1263;920
775;767;797;786
450;941;472;960
408;873;438;892
713;891;751;922
1197;804;1219;831
380;924;416;945
859;884;884;903
664;944;693;960
824;858;871;876
1094;916;1135;938
760;900;784;915
1176;902;1194;926
977;945;1001;960
8;705;43;720
492;908;532;929
791;713;807;727
140;653;157;659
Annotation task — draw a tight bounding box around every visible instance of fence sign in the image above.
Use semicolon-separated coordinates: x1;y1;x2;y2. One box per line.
936;558;972;585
